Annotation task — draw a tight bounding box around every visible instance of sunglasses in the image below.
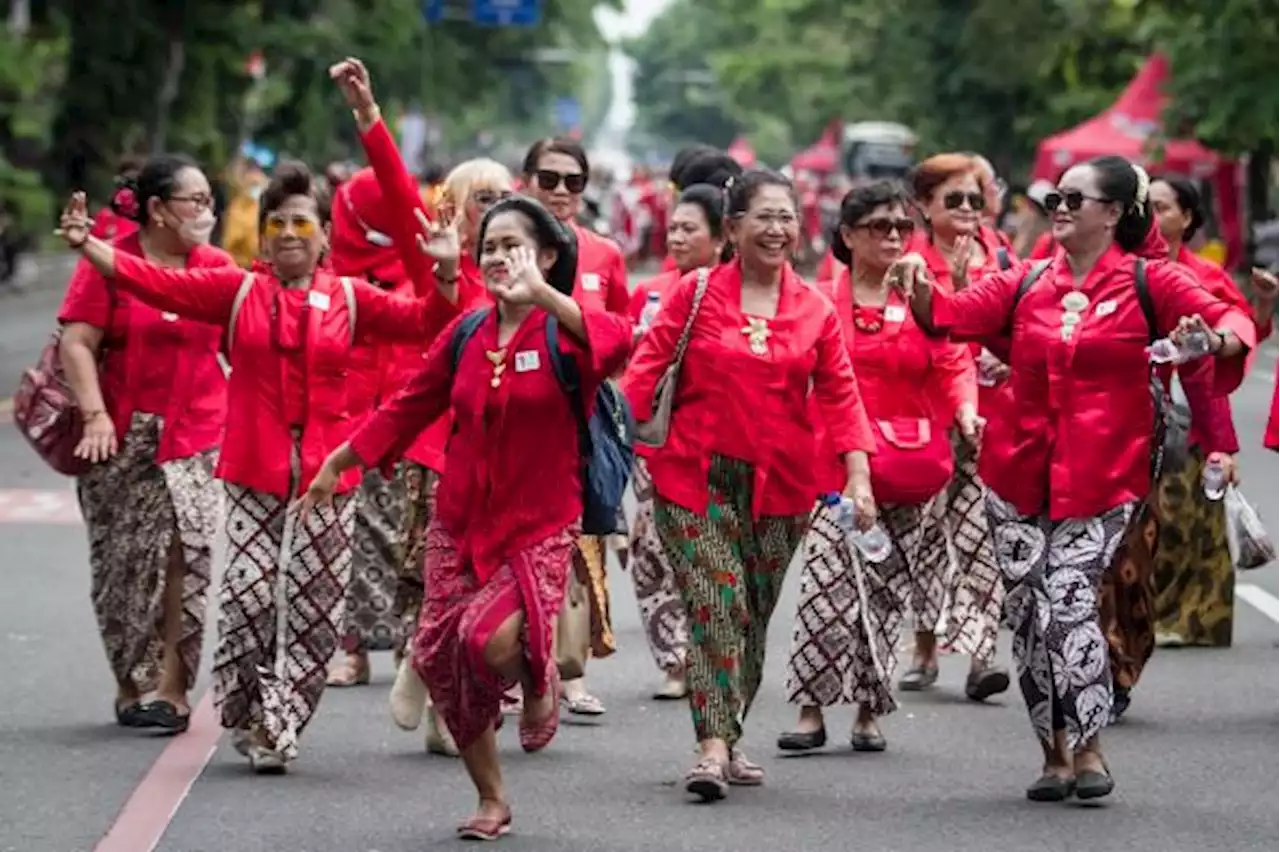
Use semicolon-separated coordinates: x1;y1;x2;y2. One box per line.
943;191;985;211
1043;190;1109;212
534;169;587;194
857;217;916;238
263;214;319;239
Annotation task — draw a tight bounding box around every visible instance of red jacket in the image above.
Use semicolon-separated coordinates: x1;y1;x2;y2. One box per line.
349;306;632;583
108;253;460;499
929;243;1255;519
569;221;630;316
58;234;233;463
622;261;875;518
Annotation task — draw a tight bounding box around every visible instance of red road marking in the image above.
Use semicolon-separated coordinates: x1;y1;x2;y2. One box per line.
94;692;220;852
0;489;81;524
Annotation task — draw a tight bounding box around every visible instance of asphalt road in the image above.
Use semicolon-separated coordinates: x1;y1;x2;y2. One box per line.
0;267;1276;852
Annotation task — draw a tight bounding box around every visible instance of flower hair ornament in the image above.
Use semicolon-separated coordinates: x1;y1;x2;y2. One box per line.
110;176;140;220
1131;162;1150;215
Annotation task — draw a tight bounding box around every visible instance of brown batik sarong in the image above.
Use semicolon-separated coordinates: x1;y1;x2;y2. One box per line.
77;411;217;693
574;534;616;659
340;466;407;653
213;482;354;757
1101;502;1159;693
393;462;438;648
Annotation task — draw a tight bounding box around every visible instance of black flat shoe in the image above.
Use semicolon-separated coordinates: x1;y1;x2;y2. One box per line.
850;730;886;752
1026;773;1076;802
898;665;938;692
777;726;827;752
965;667;1010;702
1075;768;1115;800
137;699;191;734
115;701;148;728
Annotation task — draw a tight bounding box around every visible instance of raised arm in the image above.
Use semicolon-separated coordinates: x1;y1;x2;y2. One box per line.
1149;259;1254;396
904;254;1027;342
350;277;462;345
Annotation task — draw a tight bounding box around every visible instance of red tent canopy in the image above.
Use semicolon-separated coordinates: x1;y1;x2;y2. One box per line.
790;123;841;174
1032;54;1220;180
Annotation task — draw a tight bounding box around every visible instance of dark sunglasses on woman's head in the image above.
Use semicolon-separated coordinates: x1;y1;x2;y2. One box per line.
1043;189;1108;212
943;191;985;211
534;169;587;194
857;217;915;238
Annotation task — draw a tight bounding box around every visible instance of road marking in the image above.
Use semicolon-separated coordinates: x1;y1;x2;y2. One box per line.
94;692;219;852
1236;583;1280;624
0;489;81;524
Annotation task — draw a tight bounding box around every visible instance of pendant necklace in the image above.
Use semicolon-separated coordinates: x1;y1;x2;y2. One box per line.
1060;290;1089;341
485;348;507;388
741;317;772;356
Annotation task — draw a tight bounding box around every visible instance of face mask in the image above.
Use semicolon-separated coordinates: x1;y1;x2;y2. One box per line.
179;209;217;246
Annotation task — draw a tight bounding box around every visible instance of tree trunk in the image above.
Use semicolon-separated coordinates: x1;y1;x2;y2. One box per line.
150;34;186;153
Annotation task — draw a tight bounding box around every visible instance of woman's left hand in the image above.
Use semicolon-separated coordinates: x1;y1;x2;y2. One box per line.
1171;313;1223;353
1207;451;1239;486
492;246;551;306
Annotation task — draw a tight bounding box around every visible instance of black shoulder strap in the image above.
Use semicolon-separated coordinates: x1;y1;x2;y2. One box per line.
545;316;591;457
996;246;1011;271
1003;259;1051;334
449;308;491;373
1132;258;1158;344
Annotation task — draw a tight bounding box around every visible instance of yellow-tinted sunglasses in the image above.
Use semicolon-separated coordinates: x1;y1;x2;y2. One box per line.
263;214;319;239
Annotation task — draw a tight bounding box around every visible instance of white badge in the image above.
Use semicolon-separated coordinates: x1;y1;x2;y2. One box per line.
1095;299;1118;317
161;312;179;323
581;273;601;292
308;290;331;311
884;305;907;323
515;350;541;373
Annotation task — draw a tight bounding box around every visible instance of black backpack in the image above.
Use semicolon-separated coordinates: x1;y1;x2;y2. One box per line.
449;308;635;535
1008;258;1189;480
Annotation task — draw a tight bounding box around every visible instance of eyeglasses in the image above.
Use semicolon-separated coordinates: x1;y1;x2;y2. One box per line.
943;191;985;211
856;217;915;238
263;214;319;239
534;169;587;194
471;189;512;208
1043;189;1109;212
169;193;215;211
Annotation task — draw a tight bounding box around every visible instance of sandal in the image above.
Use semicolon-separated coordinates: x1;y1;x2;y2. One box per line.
561;693;606;716
114;701;148;728
898;664;939;692
726;749;764;786
684;756;729;802
456;806;512;841
652;671;687;701
520;672;562;753
325;654;370;687
138;699;191;734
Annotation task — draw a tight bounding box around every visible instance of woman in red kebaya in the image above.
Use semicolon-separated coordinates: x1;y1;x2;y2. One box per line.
779;181;979;754
55;162;460;773
901;154;1011;702
303;196;631;840
623;169;875;802
59;154;233;733
899;155;1254;801
522;136;629;716
330;56;508;755
626;181;730;701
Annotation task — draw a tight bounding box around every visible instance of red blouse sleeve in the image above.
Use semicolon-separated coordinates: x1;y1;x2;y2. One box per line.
929;339;978;418
111;251;248;324
813;304;875;455
58;256;114;328
604;244;631;316
350;277;462;345
558;305;632;384
627;279;655;322
621;271;695;420
927;264;1027;341
359;118;434;294
1146;260;1256;397
348;312;460;472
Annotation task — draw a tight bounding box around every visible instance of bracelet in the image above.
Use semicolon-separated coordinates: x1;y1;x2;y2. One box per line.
432;262;459;285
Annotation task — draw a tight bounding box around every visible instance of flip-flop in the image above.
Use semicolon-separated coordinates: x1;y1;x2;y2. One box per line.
457;809;512;841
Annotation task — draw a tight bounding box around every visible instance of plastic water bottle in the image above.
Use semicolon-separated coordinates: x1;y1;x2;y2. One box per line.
823;493;893;563
1148;332;1211;365
1202;456;1227;501
638;292;661;333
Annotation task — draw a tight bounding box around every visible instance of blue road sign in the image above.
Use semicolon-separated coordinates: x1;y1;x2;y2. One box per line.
472;0;541;26
422;0;445;22
553;97;581;131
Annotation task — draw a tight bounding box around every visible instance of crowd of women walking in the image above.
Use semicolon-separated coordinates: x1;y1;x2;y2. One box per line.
30;54;1278;842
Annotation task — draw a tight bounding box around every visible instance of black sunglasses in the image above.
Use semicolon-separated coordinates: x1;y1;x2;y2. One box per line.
857;217;916;238
943;191;985;211
1044;189;1109;212
534;169;587;194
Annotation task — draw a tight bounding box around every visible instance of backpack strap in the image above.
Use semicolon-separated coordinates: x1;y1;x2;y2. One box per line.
1002;259;1051;336
224;271;257;356
996;246;1011;271
449;308;492;373
545;316;591;459
338;276;358;347
1131;259;1158;344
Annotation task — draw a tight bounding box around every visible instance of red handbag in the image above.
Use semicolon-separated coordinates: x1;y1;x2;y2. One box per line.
13;328;92;476
869;417;953;506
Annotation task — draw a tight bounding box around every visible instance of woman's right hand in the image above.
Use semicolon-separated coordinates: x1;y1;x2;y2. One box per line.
55;192;91;249
884;252;930;299
75;410;117;463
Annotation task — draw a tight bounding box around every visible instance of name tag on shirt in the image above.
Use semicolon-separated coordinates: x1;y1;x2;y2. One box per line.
308;290;331;311
515;350;541;373
161;312;179;323
884;305;907;324
581;273;601;292
1095;300;1118;317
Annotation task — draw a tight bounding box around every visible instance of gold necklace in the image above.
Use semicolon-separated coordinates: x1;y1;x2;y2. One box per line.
485;348;507;388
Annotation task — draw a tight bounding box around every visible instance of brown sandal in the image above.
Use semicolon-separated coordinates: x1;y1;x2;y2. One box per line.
727;749;765;786
456;809;512;841
326;653;370;687
684;756;729;802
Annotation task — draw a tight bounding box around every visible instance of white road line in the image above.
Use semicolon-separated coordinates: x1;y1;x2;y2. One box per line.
1236;583;1280;624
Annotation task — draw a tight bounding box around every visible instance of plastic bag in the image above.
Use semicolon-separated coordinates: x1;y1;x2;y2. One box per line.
1224;486;1276;571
